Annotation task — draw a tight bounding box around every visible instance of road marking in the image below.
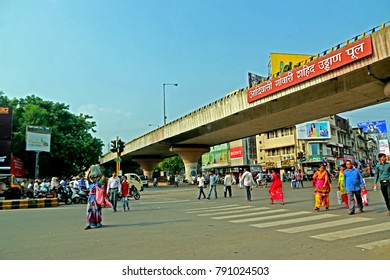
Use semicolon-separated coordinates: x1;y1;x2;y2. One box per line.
278;217;371;233
310;222;390;241
251;213;338;228
139;200;190;205
185;204;240;213
212;208;284;220
230;211;310;223
356;239;390;250
197;206;255;216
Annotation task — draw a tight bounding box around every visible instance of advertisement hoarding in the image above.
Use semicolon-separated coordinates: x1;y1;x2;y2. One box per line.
0;106;13;174
357;120;387;134
26;125;52;152
230;146;243;159
379;139;390;155
296;121;331;140
270;53;313;76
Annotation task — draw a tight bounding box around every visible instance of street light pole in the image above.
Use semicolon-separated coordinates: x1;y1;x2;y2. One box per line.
163;83;178;126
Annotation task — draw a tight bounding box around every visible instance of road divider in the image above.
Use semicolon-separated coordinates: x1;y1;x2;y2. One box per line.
0;198;59;210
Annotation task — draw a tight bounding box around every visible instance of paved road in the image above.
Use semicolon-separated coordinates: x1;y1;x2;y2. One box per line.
1;179;389;260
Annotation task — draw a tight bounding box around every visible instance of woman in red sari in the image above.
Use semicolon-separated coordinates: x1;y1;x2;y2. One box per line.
269;169;284;205
312;165;332;211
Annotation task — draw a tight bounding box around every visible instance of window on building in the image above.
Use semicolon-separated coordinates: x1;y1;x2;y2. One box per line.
311;143;320;155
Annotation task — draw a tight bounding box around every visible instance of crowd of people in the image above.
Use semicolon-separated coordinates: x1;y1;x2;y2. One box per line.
193;153;390;218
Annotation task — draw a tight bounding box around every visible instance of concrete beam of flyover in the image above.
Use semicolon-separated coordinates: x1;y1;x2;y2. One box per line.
100;25;390;165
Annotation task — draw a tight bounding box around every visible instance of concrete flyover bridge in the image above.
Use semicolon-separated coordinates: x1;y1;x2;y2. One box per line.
100;22;390;181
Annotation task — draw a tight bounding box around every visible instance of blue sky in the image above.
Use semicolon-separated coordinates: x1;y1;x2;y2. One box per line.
1;0;389;152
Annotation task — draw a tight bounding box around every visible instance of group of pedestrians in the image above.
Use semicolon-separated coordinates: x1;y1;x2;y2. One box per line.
84;168;132;230
197;153;390;217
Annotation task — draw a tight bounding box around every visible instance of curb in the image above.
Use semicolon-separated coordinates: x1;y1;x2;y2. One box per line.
0;198;59;210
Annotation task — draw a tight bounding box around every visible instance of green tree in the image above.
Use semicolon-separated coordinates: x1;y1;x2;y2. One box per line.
154;156;184;175
0;92;104;178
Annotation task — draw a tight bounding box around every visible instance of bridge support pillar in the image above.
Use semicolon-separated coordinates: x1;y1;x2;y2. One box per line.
169;146;210;183
133;158;161;181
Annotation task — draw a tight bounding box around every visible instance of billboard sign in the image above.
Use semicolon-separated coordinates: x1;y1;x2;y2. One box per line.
270;53;313;76
357;120;387;134
11;155;25;177
379;139;390;155
0;106;13;174
26;125;51;152
296;121;331;140
230;146;243;159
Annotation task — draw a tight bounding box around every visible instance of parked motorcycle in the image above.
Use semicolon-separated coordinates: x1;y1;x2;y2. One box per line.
56;186;72;204
77;188;89;204
70;187;81;204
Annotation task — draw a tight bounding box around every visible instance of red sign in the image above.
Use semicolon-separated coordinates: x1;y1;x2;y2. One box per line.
230;146;243;159
247;36;373;103
11;155;25;177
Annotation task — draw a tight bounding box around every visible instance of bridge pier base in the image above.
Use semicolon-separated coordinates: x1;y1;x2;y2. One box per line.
169;146;210;183
133;158;161;182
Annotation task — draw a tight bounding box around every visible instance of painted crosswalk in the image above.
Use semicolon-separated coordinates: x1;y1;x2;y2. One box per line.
183;203;389;251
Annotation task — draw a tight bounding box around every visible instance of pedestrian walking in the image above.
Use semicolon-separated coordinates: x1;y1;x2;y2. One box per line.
197;174;206;199
121;176;130;211
241;168;256;201
107;172;120;212
223;172;234;198
344;160;365;215
337;164;349;208
374;153;390;216
290;171;297;189
312;165;332;211
84;165;103;230
174;174;179;188
207;171;218;199
269;169;284;205
296;169;304;188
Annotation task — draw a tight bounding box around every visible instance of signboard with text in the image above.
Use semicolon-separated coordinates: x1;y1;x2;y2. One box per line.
230;146;243;159
26;125;52;152
248;37;373;103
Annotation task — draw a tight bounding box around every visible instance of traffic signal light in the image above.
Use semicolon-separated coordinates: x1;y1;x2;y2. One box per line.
110;139;117;153
117;139;125;156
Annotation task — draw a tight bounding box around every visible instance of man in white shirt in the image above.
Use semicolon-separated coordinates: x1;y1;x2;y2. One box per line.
241;168;255;201
197;174;206;199
107;172;120;212
224;172;234;198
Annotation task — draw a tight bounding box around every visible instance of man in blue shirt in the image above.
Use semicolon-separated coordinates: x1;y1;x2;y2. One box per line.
343;160;365;215
207;171;218;199
374;153;390;216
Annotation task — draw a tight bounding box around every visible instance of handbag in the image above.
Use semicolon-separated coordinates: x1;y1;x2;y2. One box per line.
96;186;112;207
336;189;342;204
361;188;368;206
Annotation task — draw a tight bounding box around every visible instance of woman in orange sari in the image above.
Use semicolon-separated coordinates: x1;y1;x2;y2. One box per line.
312;165;331;211
269;169;284;205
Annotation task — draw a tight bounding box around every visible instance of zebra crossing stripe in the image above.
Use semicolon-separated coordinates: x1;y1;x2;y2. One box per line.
356;239;390;250
278;217;372;233
213;208;284;220
197;206;255;216
311;222;390;241
230;211;310;223
185;204;240;213
251;213;338;229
